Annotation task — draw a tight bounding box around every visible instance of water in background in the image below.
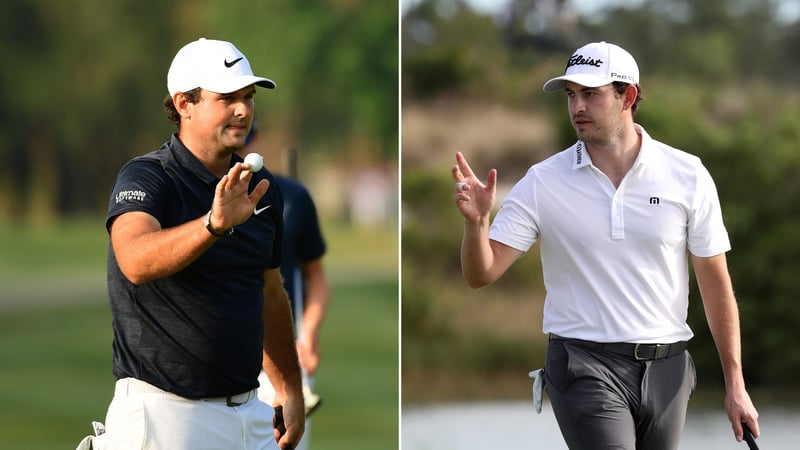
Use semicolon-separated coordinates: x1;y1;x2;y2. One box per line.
402;401;797;449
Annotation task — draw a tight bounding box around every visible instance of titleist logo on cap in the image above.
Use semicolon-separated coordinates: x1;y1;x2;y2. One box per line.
566;54;603;69
542;41;639;92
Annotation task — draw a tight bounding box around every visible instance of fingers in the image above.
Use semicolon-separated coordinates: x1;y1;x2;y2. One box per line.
731;410;760;443
249;179;269;204
453;152;496;190
738;419;759;441
272;406;293;450
454;181;469;202
455;151;476;180
231;162;253;185
486;168;498;191
217;164;266;200
212;164;268;229
451;164;461;182
216;163;250;193
732;422;743;442
275;400;304;450
746;420;760;438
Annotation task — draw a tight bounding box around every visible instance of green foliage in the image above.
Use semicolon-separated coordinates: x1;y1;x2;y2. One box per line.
210;1;398;159
1;0;397;221
401;168;545;394
402;168;544;287
402;169;464;276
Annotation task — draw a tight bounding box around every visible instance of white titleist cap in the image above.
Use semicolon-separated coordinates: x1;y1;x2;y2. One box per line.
543;41;639;92
167;38;276;96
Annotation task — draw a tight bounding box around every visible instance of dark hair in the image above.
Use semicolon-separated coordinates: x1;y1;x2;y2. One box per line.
612;81;644;114
163;88;202;129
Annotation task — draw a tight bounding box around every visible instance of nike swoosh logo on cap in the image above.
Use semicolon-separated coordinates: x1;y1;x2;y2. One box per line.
254;205;271;215
224;57;243;68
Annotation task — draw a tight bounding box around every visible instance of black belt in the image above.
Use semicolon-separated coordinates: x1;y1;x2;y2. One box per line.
550;334;688;361
118;378;257;407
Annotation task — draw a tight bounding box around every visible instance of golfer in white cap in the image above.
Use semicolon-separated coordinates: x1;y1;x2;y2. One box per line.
453;41;759;449
76;38;304;450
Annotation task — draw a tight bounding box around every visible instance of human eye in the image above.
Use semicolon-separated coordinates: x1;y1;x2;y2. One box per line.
581;90;601;101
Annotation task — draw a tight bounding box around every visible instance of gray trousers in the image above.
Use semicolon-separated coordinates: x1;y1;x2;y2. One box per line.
544;338;696;450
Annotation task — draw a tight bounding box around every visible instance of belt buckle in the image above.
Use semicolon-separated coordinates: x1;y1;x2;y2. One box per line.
634;343;660;361
226;390;252;407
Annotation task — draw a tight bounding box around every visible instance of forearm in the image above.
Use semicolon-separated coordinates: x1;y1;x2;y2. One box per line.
301;294;327;340
300;265;329;338
262;271;304;398
704;290;745;390
111;211;217;284
692;253;759;439
461;216;518;288
692;254;745;390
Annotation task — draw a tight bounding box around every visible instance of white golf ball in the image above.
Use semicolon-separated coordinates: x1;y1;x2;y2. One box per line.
244;153;263;172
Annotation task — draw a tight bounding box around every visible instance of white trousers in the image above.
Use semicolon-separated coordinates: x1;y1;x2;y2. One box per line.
78;378;278;450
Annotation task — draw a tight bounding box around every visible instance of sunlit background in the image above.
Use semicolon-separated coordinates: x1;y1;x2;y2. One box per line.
401;0;800;448
0;1;398;449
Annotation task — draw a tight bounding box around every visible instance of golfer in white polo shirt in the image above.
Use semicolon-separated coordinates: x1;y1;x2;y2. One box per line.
453;41;760;449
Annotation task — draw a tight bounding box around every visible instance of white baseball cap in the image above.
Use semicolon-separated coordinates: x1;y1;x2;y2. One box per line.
167;38;276;96
543;41;639;92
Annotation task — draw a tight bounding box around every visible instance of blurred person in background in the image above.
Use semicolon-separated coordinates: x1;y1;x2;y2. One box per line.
77;38;304;450
452;41;759;449
240;120;330;450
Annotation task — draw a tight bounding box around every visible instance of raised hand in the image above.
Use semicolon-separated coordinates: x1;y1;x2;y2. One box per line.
208;162;270;232
452;152;497;223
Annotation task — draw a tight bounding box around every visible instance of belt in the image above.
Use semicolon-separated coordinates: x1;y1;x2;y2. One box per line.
117;378;258;407
550;334;688;361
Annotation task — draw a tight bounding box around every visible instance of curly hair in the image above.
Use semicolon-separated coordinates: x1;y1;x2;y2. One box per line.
163;88;202;129
612;81;644;114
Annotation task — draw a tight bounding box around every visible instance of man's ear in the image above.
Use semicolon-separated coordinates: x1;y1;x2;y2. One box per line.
173;92;191;119
623;84;638;111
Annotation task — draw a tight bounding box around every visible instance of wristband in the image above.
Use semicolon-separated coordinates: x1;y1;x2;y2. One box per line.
204;210;234;237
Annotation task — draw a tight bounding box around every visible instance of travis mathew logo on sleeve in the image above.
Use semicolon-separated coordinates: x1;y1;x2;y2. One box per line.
566;53;604;70
115;190;147;203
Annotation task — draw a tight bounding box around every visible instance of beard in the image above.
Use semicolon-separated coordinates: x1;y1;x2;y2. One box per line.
574;126;606;147
573;120;624;148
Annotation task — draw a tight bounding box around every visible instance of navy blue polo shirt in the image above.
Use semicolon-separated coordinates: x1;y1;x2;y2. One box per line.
105;134;283;398
275;175;326;313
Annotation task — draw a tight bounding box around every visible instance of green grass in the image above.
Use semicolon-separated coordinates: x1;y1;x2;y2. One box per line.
0;218;398;449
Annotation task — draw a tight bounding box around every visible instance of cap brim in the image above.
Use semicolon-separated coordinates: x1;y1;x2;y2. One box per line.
542;74;612;92
254;78;276;89
203;75;276;94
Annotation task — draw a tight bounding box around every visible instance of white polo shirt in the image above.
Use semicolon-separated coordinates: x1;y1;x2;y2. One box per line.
489;125;730;343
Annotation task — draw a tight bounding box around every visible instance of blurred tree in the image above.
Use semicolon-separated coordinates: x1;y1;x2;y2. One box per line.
208;1;398;162
0;0;201;219
402;0;800;399
402;0;508;99
0;0;397;222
